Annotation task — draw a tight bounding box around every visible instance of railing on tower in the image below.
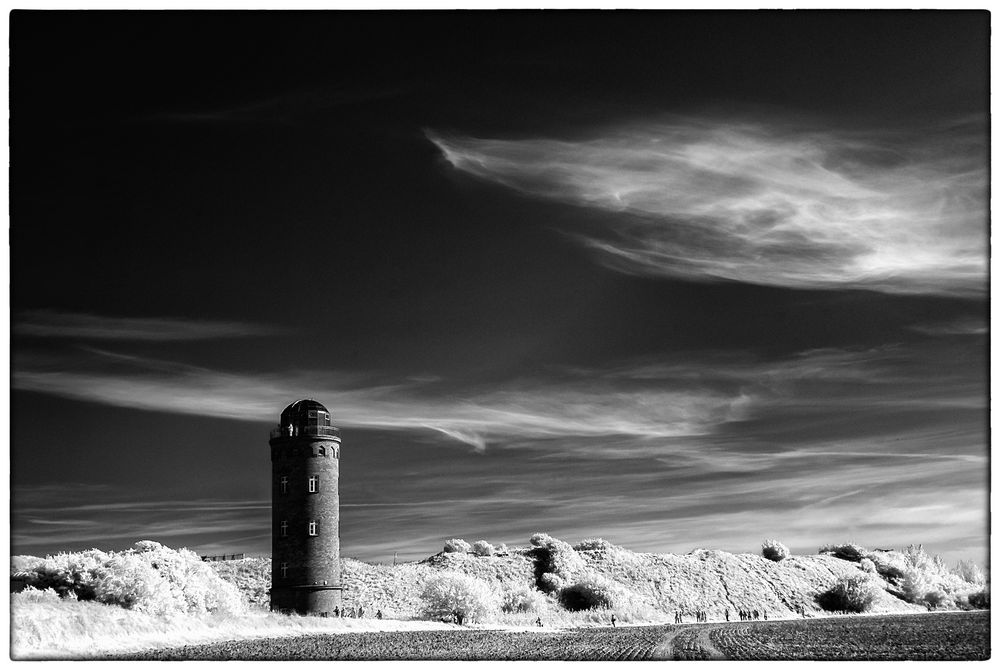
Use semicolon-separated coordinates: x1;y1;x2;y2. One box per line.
270;425;341;439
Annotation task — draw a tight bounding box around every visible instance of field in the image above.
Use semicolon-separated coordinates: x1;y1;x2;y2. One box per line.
710;611;990;661
116;611;989;661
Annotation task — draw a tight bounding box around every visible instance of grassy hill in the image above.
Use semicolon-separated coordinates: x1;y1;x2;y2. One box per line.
10;535;985;658
210;535;932;622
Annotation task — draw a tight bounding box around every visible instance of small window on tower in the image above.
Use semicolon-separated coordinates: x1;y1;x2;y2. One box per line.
308;476;318;493
279;476;288;494
308;521;318;536
280;562;288;578
280;520;288;537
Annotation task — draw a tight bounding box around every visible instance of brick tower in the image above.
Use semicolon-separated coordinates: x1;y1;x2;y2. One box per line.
269;399;343;615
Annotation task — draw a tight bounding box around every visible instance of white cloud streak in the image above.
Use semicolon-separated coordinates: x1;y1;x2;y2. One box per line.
12;341;983;458
429;116;986;295
15;310;281;341
908;316;988;337
13;354;739;453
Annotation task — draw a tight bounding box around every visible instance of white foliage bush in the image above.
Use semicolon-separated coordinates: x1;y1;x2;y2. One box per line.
954;560;986;585
866;551;908;582
529;532;553;547
443;538;472;554
420;572;498;622
471;540;494;557
31;549;112;600
574;538;615;552
897;544;984;609
94;553;180;615
132;540;162;554
15;541;245;616
901;566;933;603
538;572;565;594
501;585;547;613
761;539;790;562
819;542;867;562
529;533;587;589
207;557;270;609
819;574;881;613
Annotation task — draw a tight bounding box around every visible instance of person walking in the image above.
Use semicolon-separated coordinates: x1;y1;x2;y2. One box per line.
610;614;617;628
376;609;383;620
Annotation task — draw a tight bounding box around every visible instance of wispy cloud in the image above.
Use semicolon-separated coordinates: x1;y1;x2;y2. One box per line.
428;115;986;295
14;310;281;341
12;340;984;460
11;338;986;565
12;349;741;453
11;494;272;555
908;316;988;337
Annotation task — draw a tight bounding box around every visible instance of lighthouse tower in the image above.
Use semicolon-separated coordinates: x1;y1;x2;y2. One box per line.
269;399;343;615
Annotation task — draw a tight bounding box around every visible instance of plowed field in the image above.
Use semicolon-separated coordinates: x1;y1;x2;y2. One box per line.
117;626;666;661
116;611;988;661
710;611;989;660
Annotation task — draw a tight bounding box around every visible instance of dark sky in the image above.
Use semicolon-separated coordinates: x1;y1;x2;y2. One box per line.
10;10;989;566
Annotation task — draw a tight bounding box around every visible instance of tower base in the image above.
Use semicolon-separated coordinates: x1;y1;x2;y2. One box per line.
270;585;344;616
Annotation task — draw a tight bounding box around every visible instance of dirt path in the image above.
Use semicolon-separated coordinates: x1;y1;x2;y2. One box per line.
650;629;682;659
651;625;727;660
693;627;726;660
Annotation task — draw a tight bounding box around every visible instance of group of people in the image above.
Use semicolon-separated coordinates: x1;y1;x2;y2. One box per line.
737;609;766;621
332;606;383;620
673;610;712;623
328;603;801;628
670;608;773;623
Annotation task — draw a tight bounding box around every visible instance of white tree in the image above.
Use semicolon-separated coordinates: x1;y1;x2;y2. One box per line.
420;572;498;623
471;540;494;556
761;539;790;562
501;585;546;613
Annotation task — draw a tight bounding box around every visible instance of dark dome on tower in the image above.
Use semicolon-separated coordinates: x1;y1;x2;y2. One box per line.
280;398;335;431
281;398;328;419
